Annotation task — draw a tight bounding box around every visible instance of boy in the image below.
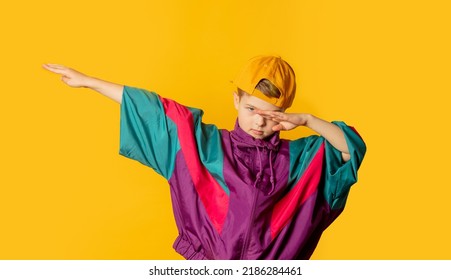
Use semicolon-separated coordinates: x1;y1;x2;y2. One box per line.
43;55;366;259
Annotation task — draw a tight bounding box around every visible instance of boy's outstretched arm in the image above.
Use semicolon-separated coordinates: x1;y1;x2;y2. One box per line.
256;110;351;162
42;64;124;104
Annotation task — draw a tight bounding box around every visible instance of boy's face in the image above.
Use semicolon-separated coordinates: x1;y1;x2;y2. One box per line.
233;92;283;140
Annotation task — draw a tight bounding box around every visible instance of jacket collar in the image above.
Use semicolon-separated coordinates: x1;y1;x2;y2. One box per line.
230;119;280;195
230;119;280;151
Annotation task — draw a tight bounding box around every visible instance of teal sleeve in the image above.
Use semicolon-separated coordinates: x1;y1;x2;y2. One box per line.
289;121;366;210
119;86;180;179
323;121;366;209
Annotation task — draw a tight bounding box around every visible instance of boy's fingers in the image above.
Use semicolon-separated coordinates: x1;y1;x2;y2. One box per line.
258;110;286;119
43;64;68;75
261;115;283;123
267;113;286;121
258;112;285;122
260;114;274;120
44;67;65;74
45;63;66;69
256;110;279;117
43;64;67;71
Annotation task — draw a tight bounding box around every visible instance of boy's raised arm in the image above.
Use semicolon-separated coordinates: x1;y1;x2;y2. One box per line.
255;110;351;162
42;64;124;104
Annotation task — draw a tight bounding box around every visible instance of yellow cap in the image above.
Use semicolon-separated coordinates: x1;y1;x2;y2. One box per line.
233;55;296;109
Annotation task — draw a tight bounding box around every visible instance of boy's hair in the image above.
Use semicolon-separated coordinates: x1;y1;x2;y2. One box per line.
237;79;281;99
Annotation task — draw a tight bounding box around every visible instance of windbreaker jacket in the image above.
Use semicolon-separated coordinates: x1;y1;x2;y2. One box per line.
119;86;366;260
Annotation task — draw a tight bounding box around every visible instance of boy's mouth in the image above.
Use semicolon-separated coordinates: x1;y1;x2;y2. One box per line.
251;129;264;136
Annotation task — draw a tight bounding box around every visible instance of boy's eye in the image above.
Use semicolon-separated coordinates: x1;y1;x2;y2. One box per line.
246;107;255;112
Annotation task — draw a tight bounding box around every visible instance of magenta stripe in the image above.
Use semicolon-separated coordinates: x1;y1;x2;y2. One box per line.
270;143;325;239
161;97;229;233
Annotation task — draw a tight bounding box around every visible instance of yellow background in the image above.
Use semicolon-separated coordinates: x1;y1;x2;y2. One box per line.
1;0;450;259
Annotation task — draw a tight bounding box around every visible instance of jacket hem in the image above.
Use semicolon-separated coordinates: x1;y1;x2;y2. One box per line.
173;234;209;260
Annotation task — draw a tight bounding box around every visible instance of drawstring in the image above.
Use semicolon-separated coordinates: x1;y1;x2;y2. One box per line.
230;120;279;196
268;149;275;195
253;146;263;189
235;138;276;196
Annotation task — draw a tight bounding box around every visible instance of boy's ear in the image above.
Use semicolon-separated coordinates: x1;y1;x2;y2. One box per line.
233;92;240;110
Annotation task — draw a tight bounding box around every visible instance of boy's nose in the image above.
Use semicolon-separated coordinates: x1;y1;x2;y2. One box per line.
255;114;266;127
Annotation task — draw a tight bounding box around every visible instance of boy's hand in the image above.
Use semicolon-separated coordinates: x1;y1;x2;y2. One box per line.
42;64;91;88
256;109;351;161
43;63;123;103
255;110;311;132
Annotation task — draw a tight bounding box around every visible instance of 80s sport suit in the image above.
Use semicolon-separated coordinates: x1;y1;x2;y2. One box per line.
119;86;366;260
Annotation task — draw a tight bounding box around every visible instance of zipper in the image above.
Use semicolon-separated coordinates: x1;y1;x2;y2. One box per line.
240;188;259;259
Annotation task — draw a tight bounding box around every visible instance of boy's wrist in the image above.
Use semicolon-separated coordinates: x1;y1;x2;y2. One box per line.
83;75;97;89
303;113;314;127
